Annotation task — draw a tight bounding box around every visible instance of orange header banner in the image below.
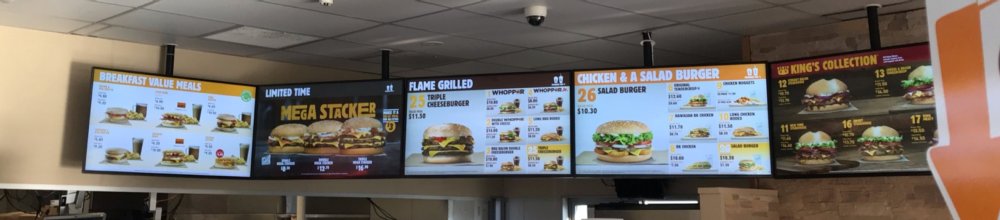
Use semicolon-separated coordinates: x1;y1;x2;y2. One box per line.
92;68;255;98
574;64;766;86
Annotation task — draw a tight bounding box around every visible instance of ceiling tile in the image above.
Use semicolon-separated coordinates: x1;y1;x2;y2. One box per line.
0;10;91;33
338;25;447;46
72;23;110;35
0;0;130;22
480;50;584;69
287;39;381;59
361;51;466;69
539;39;644;66
428;61;529;75
761;0;807;5
205;26;320;49
147;0;377;37
394;69;450;77
789;0;909;15
585;0;771;22
608;25;742;60
263;0;446;22
254;51;396;74
653;50;720;66
463;0;674;37
94;0;154;7
392;36;522;59
396;10;591;48
418;0;483;8
825;0;925;20
692;7;837;35
105;10;235;37
92;26;273;56
535;59;623;71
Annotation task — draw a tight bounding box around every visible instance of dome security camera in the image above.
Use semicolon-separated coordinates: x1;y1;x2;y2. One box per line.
320;0;333;6
525;5;547;26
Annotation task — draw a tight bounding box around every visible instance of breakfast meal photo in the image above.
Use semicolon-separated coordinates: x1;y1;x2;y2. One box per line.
160;113;187;128
105;107;129;124
215;114;239;132
160;150;186;167
104;148;129;164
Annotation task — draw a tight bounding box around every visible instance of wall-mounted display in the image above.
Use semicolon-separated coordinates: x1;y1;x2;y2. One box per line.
573;64;772;176
404;72;572;176
253;80;403;179
769;44;935;177
84;68;256;178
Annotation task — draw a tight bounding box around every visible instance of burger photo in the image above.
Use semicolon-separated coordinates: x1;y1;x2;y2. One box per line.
795;131;837;165
500;161;519;171
267;124;307;154
733;127;760;137
543;160;565;171
216;114;238;132
305;120;342;155
738;159;758;171
685;161;712;170
499;102;520;114
161;150;186;166
592;120;653;163
540;132;563;142
686;128;711;138
422;123;474;164
499;130;521;142
160;113;186;127
214;157;236;169
106;107;129;123
338;117;386;156
105;148;128;164
901;65;934;105
857;126;904;161
802;79;851;112
686;94;708;107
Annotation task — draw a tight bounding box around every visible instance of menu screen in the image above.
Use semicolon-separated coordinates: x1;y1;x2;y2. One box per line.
573;64;771;176
253;81;403;179
404;72;572;176
770;44;935;176
84;68;256;178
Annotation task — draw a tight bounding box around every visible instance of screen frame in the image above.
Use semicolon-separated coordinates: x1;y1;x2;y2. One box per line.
766;42;934;179
400;70;577;178
82;66;258;179
250;79;407;180
568;62;775;178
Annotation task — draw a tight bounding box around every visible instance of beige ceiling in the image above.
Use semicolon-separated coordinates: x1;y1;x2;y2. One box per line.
0;0;924;77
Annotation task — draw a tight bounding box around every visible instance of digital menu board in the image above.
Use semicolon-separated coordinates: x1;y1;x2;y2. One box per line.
404;72;572;176
573;64;771;176
253;80;403;179
84;68;256;178
769;44;935;177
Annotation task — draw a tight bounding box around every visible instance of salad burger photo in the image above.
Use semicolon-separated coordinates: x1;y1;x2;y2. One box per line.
593;120;654;163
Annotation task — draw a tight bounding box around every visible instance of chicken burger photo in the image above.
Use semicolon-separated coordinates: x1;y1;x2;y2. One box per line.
422;123;474;164
593;120;653;163
686;94;708;107
857;126;904;161
305;120;343;155
795;131;837;165
802;79;851;112
902;65;934;105
268;124;307;154
339;117;386;155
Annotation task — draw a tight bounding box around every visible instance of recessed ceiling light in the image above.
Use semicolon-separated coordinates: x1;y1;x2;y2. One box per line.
205;26;319;49
421;41;445;47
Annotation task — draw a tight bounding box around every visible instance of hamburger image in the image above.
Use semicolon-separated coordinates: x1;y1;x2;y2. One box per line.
686;128;710;138
857;126;904;161
214;157;236;169
106;108;128;123
592;120;653;163
795;131;837;165
267;124;307;154
161;150;186;166
499;102;520;114
160;113;186;127
543;102;562;112
802;79;851;112
338;117;386;155
422;123;474;164
500;161;520;171
733;127;760;137
305;120;343;155
499;130;520;142
738;160;757;171
901;65;934;105
105;148;128;163
686;94;708;107
216;114;238;132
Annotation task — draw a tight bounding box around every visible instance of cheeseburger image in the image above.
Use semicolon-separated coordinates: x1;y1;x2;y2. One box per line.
216;114;238;132
106;108;129;123
795;131;837;165
422;123;474;164
593;120;653;163
802;79;851;112
268;124;307;154
857;126;904;161
902;65;934;105
738;160;757;171
305;120;342;155
686;94;708;107
105;148;128;163
338;117;386;155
